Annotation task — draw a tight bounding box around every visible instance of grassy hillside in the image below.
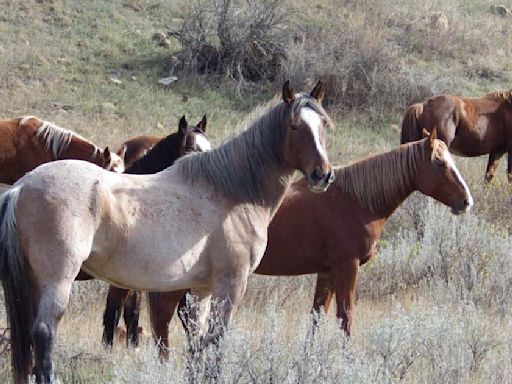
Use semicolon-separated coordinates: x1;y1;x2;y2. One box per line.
1;0;512;382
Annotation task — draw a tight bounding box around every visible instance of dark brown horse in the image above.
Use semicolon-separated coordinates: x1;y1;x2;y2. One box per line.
400;89;512;182
116;116;208;168
0;116;124;183
97;115;210;347
147;130;473;359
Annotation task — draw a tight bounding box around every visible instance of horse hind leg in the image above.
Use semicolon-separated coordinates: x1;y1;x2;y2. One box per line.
32;280;75;384
102;286;130;347
123;290;142;347
485;149;505;183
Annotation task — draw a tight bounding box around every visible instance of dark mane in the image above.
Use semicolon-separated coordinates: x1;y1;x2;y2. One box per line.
175;94;331;204
125;133;181;175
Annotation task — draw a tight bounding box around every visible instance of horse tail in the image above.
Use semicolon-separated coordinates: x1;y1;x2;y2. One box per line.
400;103;424;144
0;186;33;384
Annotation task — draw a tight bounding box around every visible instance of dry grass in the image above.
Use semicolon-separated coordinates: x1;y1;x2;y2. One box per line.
1;0;512;383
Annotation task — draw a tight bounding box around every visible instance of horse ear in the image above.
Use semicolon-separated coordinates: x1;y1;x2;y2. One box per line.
178;115;188;134
422;128;430;139
103;146;111;161
116;145;127;161
310;80;325;104
197;114;207;132
282;80;295;104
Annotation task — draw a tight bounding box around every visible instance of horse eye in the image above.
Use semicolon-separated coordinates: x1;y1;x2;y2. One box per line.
435;158;447;168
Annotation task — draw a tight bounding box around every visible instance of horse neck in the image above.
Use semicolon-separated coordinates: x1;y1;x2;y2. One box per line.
125;135;180;175
335;142;425;219
59;136;101;164
175;101;295;215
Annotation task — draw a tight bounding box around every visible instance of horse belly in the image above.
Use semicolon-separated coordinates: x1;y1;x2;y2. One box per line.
86;231;211;291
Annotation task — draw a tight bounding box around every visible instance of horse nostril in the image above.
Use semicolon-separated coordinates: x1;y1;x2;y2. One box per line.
463;198;470;207
311;168;325;182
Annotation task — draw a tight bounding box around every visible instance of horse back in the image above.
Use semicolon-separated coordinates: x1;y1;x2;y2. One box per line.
117;135;161;168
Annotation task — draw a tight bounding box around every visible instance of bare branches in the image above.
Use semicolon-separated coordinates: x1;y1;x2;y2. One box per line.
169;0;290;84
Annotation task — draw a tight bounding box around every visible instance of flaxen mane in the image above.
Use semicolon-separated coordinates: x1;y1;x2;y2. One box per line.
175;94;331;204
486;89;512;103
334;140;434;214
20;116;97;159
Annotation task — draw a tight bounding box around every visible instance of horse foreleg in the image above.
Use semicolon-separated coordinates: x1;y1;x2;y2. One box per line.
485;149;505;183
102;286;130;347
332;259;359;337
311;273;334;326
148;290;187;360
123;291;142;347
32;279;74;384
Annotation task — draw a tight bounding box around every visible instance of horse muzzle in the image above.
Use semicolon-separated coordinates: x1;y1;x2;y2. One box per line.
451;196;473;215
307;168;335;193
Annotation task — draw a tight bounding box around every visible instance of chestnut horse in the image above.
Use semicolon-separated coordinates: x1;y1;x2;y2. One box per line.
400;89;512;182
116;115;208;168
100;115;211;348
0;81;333;384
147;129;473;360
0;116;124;183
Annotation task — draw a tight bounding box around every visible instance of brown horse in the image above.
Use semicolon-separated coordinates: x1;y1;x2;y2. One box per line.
100;115;211;348
400;89;512;182
0;116;124;183
0;81;333;384
116;115;209;168
148;129;473;359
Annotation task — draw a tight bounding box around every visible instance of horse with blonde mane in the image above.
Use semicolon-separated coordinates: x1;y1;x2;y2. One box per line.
400;89;512;182
0;116;124;183
147;129;473;360
0;81;334;384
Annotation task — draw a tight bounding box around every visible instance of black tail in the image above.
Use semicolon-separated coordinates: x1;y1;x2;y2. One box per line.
0;186;33;384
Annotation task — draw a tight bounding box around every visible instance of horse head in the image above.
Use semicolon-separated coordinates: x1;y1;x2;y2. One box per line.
177;115;211;157
102;147;125;173
281;80;334;192
415;127;473;214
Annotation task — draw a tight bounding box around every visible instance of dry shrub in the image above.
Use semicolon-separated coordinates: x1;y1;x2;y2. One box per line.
282;7;453;115
169;0;290;83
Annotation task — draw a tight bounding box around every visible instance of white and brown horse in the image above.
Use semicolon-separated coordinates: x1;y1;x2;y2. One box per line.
0;81;334;384
0;116;124;184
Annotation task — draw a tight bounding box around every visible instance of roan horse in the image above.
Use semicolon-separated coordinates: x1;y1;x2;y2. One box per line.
0;116;124;183
100;115;211;347
0;81;334;384
146;129;473;359
400;89;512;182
116;115;208;169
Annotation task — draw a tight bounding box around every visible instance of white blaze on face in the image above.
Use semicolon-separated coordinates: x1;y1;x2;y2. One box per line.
300;107;328;163
195;133;212;152
443;148;473;208
110;153;125;173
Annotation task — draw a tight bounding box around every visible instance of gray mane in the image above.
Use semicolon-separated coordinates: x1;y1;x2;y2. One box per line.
175;94;331;205
334;140;428;214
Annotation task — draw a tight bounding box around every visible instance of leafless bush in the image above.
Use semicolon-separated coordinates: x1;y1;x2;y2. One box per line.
169;0;290;84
